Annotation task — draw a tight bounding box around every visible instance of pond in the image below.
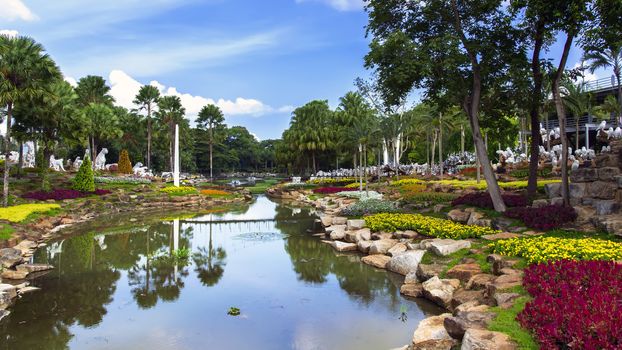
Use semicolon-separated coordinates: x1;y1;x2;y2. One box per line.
0;196;442;350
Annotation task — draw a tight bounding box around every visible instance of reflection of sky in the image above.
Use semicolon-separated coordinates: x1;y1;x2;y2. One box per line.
190;196;278;222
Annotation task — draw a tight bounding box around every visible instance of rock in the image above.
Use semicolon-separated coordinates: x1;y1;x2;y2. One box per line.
446;264;482;283
433;204;446;213
346;219;365;230
412;314;457;350
574;205;596;224
450;289;486;310
494;293;520;308
422;276;461;309
589;181;618;200
15;264;54;273
361;255;391;269
388;243;408;256
387;250;426;275
487;254;510;275
499;268;522;276
326;225;347;240
0;291;12;310
570;167;598;183
332;217;347;225
369;239;398;255
593;200;619;216
466;274;496;290
0;284;18;299
405;271;419;284
487;274;522;296
17;286;40;294
531;199;549;208
481;232;522;241
461;329;517;350
569;183;587;199
329;241;357;252
447;209;471;223
444;307;496;341
0;248;23;269
399;230;419;239
1;269;28;280
467;211;485;226
544;182;561;198
400;283;423;298
320;215;334;227
357;240;372;253
599;167;621;181
429;239;471;256
371;232;394;240
0;309;9;322
417;263;445;282
345;228;371;243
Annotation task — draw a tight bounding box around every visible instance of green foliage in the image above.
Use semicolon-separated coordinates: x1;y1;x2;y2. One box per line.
73;156;95;192
340;199;399;216
117;149;132;174
0;203;60;223
0;223;15;240
488;297;539;350
227;307;241;316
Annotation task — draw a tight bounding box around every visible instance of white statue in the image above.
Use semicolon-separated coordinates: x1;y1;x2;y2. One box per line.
73;156;83;170
23;142;35;168
94;148;108;170
133;162;152;177
49;155;65;171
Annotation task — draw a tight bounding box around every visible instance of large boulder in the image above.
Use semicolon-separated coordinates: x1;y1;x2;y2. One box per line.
361;255;391;269
400;283;423;298
570;167;598;183
327;225;347;240
429;239;471;256
444;308;496;341
486;274;522;296
422;276;461;309
369;239;398;255
388;243;408;257
332;217;348;225
466;274;496;290
0;284;18;300
450;289;486;310
412;314;457;350
345;228;371;243
346;219;365;230
417;263;445;282
599;167;621;181
386;250;426;275
589;181;618;200
593;200;619;216
446;264;482;283
447;209;471;223
1;269;28;280
357;240;372;253
15;264;54;273
320;215;334;227
329;241;357;252
461;329;517;350
0;248;23;269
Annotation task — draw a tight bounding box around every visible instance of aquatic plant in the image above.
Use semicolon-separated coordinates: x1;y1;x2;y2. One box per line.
227;307;241;316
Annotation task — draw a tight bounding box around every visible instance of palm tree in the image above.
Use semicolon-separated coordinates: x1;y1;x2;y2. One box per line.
562;81;592;150
290;100;332;174
337;92;375;176
197;104;225;179
584;44;622;125
75;75;114;163
0;35;59;206
156;96;185;172
133;85;160;170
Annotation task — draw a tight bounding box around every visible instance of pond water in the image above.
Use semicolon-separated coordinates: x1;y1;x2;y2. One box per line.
0;196;442;350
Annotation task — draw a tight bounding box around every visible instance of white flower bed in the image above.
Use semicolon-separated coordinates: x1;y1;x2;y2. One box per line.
336;190;383;201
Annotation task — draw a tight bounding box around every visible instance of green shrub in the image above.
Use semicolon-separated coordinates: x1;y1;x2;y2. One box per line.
117;149;132;174
341;199;400;216
72;156;95;192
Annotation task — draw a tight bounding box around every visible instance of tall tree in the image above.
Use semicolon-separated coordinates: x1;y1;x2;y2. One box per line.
133;85;160;170
0;35;59;206
197;104;225;179
75;75;114;164
365;0;527;211
156;96;185;172
289;101;333;174
84;103;122;164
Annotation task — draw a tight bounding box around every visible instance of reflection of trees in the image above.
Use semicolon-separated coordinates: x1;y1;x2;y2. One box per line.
0;233;120;350
192;221;227;286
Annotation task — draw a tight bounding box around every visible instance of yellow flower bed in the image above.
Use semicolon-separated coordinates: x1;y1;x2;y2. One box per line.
160;186;198;195
200;189;232;197
365;213;499;239
490;237;622;264
344;182;364;189
306;177;357;185
0;204;61;223
391;178;560;191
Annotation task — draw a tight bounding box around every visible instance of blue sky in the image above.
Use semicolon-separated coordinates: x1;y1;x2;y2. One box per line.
0;0;610;139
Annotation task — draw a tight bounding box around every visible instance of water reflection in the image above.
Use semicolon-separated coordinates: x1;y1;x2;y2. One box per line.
0;196;442;350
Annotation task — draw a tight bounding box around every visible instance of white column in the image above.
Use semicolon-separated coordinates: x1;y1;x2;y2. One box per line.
174;124;180;187
173;219;179;279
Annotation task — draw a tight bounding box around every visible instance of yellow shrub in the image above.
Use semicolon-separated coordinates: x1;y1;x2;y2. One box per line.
365;213;499;239
160;186;198;195
0;204;61;223
490;237;622;264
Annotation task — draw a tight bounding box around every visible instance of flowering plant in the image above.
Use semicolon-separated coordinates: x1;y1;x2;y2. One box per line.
452;192;528;209
23;189;111;201
365;213;499;239
504;205;577;230
160;186;198;196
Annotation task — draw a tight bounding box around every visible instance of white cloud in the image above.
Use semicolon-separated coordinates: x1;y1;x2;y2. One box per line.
296;0;365;11
64;76;78;87
108;69;291;120
572;62;598;84
0;29;18;37
0;0;37;22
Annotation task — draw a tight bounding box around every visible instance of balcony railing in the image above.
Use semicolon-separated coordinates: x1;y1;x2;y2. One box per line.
584;76;618;92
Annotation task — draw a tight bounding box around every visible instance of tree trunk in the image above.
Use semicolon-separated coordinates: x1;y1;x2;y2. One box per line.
42;145;52;191
552;33;574;207
17;140;23;178
209;126;213;180
364;145;368;194
431;131;437;175
92;138;98;170
460;125;465;154
312;151;316;174
359;146;363;191
439;113;444;178
3;102;12;207
527;21;544;199
147;104;152;169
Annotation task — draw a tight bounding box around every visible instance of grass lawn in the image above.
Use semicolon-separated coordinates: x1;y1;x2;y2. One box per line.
0;224;15;240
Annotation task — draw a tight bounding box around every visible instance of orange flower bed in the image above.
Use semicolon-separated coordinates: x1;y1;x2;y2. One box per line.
401;184;427;193
200;189;231;196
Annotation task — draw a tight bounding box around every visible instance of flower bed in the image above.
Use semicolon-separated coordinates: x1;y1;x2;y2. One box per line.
365;213;499;239
518;260;622;349
451;192;528;209
95;176;152;184
313;187;358;194
340;199;399;216
344;182;364;189
402;192;458;204
391;178;560;191
504;205;577;230
489;236;622;264
200;189;232;197
23;189;111;201
336;191;383;201
160;186;198;196
0;204;61;223
306;177;357;186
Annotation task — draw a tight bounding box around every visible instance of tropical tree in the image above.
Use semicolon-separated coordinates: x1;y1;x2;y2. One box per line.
562;81;592;149
155;96;186;172
75;75;113;106
0;35;60;205
584;46;622;124
83;103;122;164
196;104;225;179
133;85;160;170
289;100;333;174
336;92;376;176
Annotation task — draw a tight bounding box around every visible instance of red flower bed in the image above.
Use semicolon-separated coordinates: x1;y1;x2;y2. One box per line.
504;205;577;230
23;189;111;200
451;192;528;209
519;260;622;349
313;187;358;194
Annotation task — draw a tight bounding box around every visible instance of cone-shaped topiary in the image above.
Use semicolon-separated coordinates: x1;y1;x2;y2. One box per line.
72;156;95;192
118;149;132;174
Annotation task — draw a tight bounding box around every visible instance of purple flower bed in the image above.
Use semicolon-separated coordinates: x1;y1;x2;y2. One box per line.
504;205;577;230
313;187;358;194
451;192;528;209
519;260;622;349
23;189;112;201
